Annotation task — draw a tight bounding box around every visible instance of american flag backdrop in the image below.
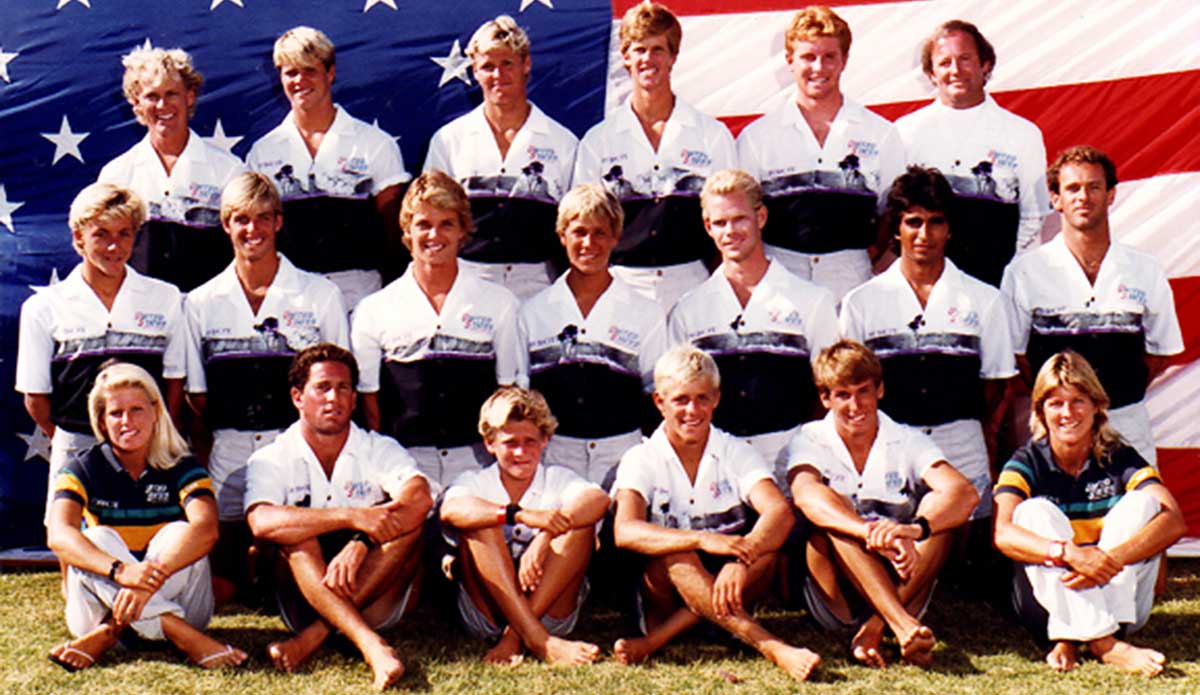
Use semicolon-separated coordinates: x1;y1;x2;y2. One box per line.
0;0;1197;545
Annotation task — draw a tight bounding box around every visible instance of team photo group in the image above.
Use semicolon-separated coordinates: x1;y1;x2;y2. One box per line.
15;1;1186;690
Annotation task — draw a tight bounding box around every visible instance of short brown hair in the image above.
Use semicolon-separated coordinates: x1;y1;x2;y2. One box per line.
1047;145;1118;194
619;1;682;56
478;385;558;442
289;343;359;392
920;20;995;81
785;6;852;58
398;170;474;250
812;340;883;396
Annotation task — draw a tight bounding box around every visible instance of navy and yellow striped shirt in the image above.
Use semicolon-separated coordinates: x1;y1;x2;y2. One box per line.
53;445;214;557
995;438;1161;545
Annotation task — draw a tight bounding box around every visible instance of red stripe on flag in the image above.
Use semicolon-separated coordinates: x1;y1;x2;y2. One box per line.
1159;448;1200;536
719;71;1200;181
611;1;914;17
1168;276;1200;368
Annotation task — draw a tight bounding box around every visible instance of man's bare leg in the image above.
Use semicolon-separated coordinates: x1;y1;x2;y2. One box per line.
159;614;248;668
826;534;936;667
1046;641;1078;672
662;550;821;681
459;526;599;665
484;527;594;665
276;533;419;690
1088;635;1166;677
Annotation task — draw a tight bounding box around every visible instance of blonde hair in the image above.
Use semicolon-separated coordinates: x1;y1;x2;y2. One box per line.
69;183;146;255
121;46;203;119
619;1;682;56
89;362;189;470
654;344;720;394
478;385;558;442
220;171;282;227
398;170;474;250
556;183;623;240
700;169;764;221
785;6;852;58
467;15;531;60
1030;351;1124;462
274;26;336;70
812;339;883;396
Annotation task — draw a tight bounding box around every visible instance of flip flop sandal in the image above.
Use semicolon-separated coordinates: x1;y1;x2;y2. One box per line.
48;644;96;672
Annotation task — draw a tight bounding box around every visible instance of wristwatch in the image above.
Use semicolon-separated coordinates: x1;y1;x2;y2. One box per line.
1045;540;1067;567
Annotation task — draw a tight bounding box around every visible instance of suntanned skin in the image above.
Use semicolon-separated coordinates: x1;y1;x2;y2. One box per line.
46;385;246;670
993;383;1185;677
611;376;820;681
246;360;432;691
790;378;978;668
440;419;608;666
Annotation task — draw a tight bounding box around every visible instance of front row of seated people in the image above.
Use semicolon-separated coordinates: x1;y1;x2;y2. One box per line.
46;338;1183;686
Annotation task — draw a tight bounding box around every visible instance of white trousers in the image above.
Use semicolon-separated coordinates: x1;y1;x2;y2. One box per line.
611;261;709;313
65;522;214;641
1013;491;1160;641
543;430;643;491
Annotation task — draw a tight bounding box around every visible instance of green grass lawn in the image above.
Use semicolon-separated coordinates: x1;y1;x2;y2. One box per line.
4;560;1199;694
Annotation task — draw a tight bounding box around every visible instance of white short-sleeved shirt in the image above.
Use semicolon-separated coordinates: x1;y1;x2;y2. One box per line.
351;268;523;449
184;254;348;431
895;95;1049;285
667;261;838;437
613;425;774;534
573;96;736;269
737;95;903;256
519;273;666;439
1001;235;1183;411
99;130;246;292
244;420;427;512
246;105;410;276
443;463;599;558
425;102;578;267
784;410;945;523
840;258;1016;427
16;265;186;433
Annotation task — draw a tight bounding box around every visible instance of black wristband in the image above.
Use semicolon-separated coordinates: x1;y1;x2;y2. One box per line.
349;532;376;549
108;559;123;581
505;503;521;526
915;516;932;541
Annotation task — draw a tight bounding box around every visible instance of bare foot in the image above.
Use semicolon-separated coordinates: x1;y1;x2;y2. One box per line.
1045;641;1077;672
765;643;821;681
540;636;600;665
267;628;325;673
898;624;936;668
195;644;248;669
613;637;654;665
1091;636;1165;677
48;622;119;672
362;641;405;691
483;629;524;667
851;619;887;669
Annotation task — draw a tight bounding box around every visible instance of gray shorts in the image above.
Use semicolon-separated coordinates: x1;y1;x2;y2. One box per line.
457;578;589;642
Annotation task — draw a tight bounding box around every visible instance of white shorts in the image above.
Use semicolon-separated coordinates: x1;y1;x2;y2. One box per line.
46;427;98;525
407;443;491;490
764;246;871;305
210;428;283;521
459;259;553;301
611;261;709;313
325;268;381;317
543;430;642;490
920;419;992;519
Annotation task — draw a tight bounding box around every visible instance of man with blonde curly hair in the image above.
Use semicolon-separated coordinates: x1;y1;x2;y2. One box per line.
99;45;245;292
574;1;736;311
440;386;607;665
17;183;188;528
247;26;411;312
425;15;579;299
353;172;524;487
